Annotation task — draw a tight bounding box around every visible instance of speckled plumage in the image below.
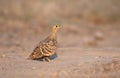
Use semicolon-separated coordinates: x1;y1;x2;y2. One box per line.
28;25;60;62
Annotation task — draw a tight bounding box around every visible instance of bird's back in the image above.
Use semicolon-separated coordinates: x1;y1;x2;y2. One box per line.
29;37;57;60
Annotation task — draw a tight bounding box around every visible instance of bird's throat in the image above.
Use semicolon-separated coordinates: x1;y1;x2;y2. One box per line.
50;30;57;39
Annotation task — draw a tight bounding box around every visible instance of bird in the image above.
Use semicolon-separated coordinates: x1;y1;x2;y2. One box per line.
28;25;60;62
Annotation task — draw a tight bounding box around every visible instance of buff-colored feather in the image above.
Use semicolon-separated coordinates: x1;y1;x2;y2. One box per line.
28;25;60;62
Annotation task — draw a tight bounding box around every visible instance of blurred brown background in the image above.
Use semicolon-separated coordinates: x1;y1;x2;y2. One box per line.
0;0;120;78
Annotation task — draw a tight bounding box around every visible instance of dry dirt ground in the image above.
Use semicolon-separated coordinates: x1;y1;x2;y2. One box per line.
0;0;120;78
0;22;120;78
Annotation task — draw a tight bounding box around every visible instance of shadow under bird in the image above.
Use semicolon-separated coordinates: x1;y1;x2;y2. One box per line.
28;25;60;62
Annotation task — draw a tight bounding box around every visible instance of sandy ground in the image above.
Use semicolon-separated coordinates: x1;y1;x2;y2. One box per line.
0;22;120;78
0;0;120;78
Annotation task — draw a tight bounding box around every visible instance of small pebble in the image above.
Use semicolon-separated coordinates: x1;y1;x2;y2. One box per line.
83;36;97;46
59;70;69;77
1;54;6;58
94;31;104;40
51;72;58;78
95;56;102;59
32;67;36;70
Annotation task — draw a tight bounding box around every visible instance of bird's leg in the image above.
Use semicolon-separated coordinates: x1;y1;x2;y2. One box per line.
45;57;51;62
42;57;46;62
43;56;51;62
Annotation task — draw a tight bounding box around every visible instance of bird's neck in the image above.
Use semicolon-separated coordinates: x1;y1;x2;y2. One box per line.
49;30;57;39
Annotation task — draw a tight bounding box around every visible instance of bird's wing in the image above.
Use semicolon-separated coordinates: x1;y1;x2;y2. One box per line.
40;39;57;56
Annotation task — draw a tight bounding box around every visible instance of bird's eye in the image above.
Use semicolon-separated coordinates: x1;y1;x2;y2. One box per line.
56;25;58;27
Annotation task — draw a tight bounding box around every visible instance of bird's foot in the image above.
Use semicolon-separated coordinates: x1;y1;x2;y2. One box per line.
43;57;51;62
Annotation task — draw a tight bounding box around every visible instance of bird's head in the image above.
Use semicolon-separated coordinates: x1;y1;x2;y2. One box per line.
49;25;61;38
52;25;61;32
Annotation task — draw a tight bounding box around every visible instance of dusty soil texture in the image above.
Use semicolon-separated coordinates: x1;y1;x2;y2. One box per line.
0;23;120;78
0;0;120;78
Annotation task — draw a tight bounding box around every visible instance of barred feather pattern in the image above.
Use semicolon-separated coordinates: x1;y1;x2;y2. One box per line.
29;38;57;60
29;25;60;61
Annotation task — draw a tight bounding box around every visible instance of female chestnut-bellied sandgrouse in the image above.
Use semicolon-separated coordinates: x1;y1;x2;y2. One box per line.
28;25;60;62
